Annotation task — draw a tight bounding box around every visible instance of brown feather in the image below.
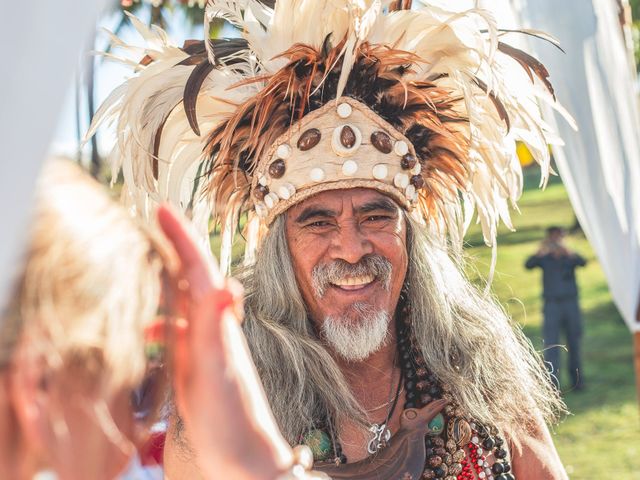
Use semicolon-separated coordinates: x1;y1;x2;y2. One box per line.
474;77;511;132
184;61;215;136
498;41;556;101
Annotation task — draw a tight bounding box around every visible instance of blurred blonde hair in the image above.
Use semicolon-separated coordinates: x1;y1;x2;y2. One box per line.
0;158;164;390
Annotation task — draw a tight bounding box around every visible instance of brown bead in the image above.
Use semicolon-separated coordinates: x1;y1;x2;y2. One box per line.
446;439;457;453
401;154;417;170
434;447;447;456
340;125;356;148
253;184;269;200
416;381;429;391
268;159;286;178
442;453;453;465
421;394;433;404
416;367;428;378
411;174;425;189
453;450;465;462
428;456;443;467
370;131;392;153
297;128;321;151
432;437;445;448
421;471;436;479
449;418;472;447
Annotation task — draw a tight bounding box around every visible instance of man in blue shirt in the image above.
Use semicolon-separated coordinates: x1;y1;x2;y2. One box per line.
526;226;587;390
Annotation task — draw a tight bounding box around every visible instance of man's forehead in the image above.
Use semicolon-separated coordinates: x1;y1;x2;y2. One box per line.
287;188;402;218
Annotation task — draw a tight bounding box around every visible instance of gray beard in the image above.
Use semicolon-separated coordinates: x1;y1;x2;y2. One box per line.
320;303;391;362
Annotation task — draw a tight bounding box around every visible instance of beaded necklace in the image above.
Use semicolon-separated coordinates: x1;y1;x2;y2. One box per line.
306;309;516;480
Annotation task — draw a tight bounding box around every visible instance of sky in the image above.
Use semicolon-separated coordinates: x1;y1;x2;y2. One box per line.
49;5;209;162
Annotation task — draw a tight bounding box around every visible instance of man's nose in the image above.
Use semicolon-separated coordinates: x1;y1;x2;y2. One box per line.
329;221;374;264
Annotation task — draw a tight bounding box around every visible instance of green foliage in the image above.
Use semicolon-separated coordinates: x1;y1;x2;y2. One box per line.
630;0;640;72
466;168;640;479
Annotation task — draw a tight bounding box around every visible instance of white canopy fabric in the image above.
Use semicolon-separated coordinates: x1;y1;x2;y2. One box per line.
0;1;109;311
513;0;640;331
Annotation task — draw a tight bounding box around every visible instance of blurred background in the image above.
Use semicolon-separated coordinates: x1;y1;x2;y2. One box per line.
4;0;640;478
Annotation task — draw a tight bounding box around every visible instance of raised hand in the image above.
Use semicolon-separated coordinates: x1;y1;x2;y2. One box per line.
157;205;294;480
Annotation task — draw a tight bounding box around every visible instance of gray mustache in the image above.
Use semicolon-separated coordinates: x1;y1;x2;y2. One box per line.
311;254;393;297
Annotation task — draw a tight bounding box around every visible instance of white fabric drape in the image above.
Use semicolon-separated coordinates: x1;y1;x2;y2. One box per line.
0;1;109;310
512;0;640;330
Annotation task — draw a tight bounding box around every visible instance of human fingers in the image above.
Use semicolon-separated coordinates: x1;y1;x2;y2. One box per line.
157;205;221;297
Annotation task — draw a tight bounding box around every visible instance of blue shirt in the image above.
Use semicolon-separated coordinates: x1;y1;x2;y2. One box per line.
525;253;587;300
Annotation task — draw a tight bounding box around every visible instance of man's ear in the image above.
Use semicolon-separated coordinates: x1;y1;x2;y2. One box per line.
7;335;55;460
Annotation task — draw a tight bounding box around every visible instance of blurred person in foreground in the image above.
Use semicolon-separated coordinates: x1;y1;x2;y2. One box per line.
526;227;587;391
89;1;574;479
0;159;324;480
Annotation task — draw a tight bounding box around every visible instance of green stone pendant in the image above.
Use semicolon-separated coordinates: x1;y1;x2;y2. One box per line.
302;429;332;461
427;413;445;436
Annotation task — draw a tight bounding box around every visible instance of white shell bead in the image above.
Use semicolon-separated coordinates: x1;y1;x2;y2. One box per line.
276;144;292;159
278;183;296;200
410;163;422;175
405;184;416;201
337;102;352;118
342;160;358;176
393;172;409;189
372;164;388;180
254;202;267;218
258;175;268;186
309;167;325;182
264;192;279;209
394;140;409;156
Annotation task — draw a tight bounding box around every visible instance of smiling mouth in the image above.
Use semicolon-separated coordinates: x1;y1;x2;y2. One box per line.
331;274;376;291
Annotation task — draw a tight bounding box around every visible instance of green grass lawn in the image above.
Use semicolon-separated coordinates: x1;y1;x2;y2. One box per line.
465;169;640;479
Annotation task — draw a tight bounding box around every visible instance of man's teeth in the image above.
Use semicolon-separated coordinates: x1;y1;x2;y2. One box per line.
333;275;375;287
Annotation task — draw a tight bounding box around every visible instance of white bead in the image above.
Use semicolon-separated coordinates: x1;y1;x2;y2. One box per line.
264;192;279;209
485;468;492;476
393;172;409;189
405;184;416;201
411;163;422;175
337;102;352;118
472;436;480;444
477;448;484;456
309;167;325;182
372;164;388;180
477;459;484;467
342;160;358;176
254;202;267;218
278;183;295;200
276;144;291;159
258;175;268;186
394;140;409;156
479;473;486;479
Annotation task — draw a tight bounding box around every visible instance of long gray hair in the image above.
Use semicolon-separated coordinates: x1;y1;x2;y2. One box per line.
239;213;565;444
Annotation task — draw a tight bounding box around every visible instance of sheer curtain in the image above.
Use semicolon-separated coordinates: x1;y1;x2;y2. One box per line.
515;0;640;330
0;1;109;309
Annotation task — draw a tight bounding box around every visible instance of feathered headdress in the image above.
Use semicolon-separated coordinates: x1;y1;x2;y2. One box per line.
88;0;571;272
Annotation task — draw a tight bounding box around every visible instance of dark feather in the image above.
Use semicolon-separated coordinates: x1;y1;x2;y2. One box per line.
498;41;556;100
184;61;215;136
474;77;511;132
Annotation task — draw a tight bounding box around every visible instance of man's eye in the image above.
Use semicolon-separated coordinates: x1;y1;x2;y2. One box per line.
365;215;390;223
306;221;332;228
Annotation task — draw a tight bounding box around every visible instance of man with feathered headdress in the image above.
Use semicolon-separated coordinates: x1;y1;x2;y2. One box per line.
90;1;570;478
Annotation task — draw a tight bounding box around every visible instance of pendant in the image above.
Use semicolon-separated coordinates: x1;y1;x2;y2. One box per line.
367;423;391;454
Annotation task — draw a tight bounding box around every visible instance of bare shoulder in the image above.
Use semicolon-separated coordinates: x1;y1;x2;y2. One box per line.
506;417;568;480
